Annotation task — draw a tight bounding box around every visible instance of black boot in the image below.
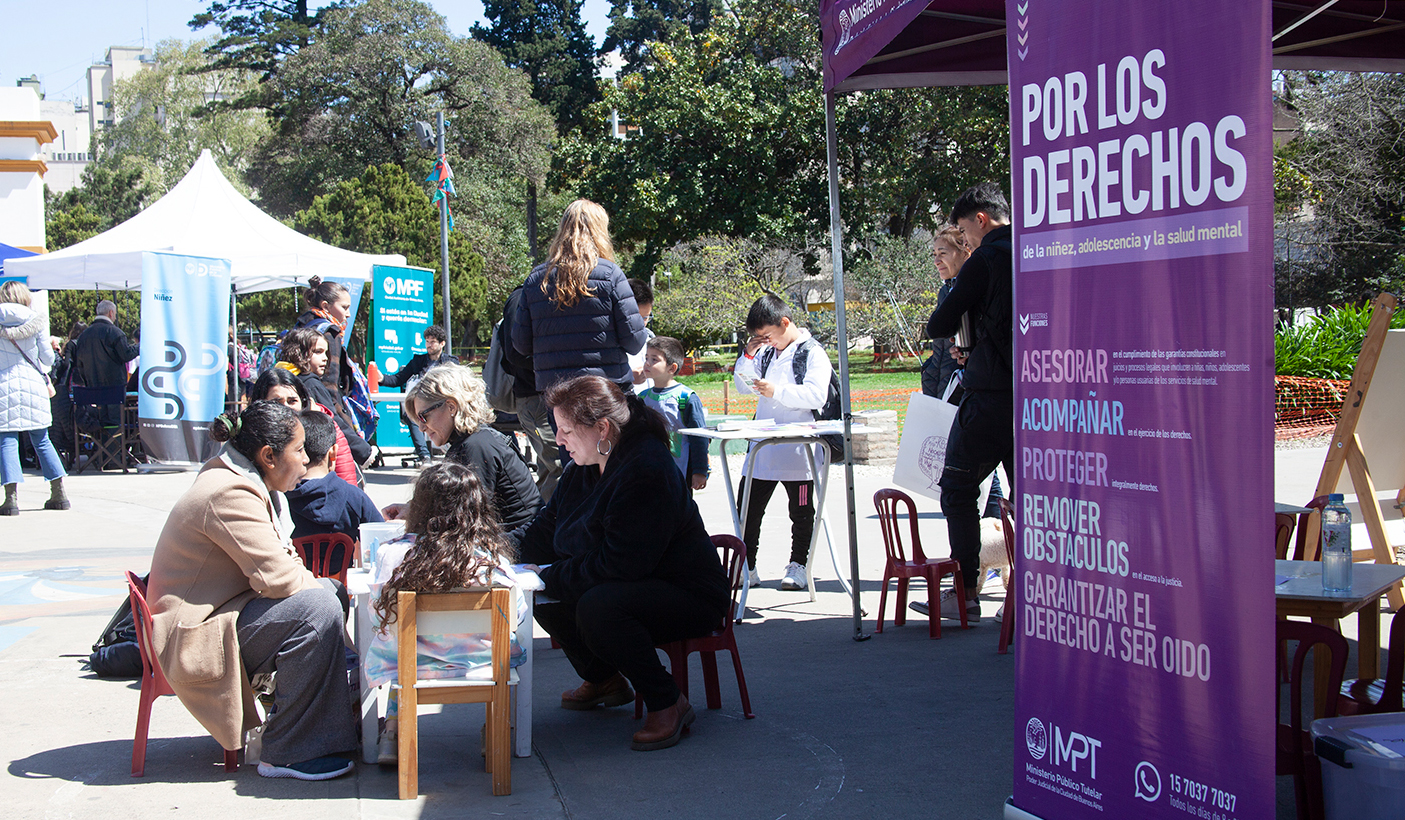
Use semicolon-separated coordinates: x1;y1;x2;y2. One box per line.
1;483;17;516
45;478;70;511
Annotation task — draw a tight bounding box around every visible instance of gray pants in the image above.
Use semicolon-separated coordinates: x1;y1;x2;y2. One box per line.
516;393;562;502
237;579;355;765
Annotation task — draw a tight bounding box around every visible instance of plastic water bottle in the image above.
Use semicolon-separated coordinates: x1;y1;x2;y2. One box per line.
1321;493;1353;593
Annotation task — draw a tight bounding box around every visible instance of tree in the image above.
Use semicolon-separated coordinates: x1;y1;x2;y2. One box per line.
293;163;490;344
189;0;324;110
559;0;828;277
837;87;1010;241
1279;72;1405;304
842;235;942;354
472;0;601;134
602;0;721;72
650;235;807;349
249;0;554;218
97;38;269;195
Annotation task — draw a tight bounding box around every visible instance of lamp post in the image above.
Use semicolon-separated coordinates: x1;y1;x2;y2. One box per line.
416;115;453;353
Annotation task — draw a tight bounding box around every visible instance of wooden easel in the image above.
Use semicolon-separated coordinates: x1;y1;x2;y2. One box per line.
1312;292;1403;611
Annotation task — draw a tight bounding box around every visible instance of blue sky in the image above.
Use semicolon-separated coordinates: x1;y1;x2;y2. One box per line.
0;0;613;104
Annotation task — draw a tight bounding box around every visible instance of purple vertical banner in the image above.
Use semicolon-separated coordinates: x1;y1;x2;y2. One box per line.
1007;3;1273;820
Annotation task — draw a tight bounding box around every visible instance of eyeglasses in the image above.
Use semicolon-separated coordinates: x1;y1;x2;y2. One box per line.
415;400;446;425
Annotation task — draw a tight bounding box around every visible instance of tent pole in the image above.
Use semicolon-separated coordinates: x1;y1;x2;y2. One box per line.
229;286;238;413
826;91;867;642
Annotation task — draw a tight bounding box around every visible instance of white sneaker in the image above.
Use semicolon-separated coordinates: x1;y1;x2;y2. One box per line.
377;717;398;765
939;589;980;622
747;568;761;587
780;562;808;591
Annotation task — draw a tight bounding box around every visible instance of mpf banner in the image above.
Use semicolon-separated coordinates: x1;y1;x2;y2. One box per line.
1007;3;1272;820
372;265;434;447
138;252;231;464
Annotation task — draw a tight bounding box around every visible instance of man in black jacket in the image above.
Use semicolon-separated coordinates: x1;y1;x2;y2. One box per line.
374;325;457;461
73;300;139;426
921;183;1014;624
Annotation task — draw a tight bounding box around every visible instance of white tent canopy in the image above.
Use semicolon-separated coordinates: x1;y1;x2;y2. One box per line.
9;149;405;292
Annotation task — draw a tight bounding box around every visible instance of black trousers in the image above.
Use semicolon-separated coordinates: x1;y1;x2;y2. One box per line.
939;389;1014;593
737;477;815;569
534;580;719;711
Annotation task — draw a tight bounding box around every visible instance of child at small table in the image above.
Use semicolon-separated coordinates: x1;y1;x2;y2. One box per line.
640;336;709;490
284;412;383;573
363;462;524;763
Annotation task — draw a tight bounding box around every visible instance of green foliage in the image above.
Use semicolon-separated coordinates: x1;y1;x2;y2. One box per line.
292;162;490;343
43;199;101;250
837;87;1010;241
249;0;555;218
559;0;826;277
1274;302;1405;379
189;0;321;110
98;38;270;196
650;236;804;349
602;0;721;72
473;0;602;133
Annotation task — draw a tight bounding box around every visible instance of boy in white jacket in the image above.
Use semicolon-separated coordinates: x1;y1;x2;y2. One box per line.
732;295;833;591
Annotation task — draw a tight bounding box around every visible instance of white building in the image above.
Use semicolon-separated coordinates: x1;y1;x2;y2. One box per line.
87;45;155;136
0;86;56;251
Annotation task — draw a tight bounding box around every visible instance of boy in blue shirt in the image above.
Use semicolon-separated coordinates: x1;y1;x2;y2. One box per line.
286;410;384;540
639;336;709;490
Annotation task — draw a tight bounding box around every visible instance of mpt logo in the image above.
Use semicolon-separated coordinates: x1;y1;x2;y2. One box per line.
384;277;425;298
1050;722;1101;778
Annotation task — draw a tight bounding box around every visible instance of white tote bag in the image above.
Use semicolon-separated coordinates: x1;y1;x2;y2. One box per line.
892;392;959;502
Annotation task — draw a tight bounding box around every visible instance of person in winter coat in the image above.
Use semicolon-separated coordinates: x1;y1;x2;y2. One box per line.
389;364;541;544
511;199;648;394
276;328;372;467
0;282;69;514
517;375;729;752
147;401;355;781
294;276;354;400
72;299;138;390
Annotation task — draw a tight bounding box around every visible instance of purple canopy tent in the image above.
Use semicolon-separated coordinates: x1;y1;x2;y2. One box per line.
818;0;1405;640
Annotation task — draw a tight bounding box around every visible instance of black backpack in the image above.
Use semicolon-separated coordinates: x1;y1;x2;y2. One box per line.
759;338;846;463
88;583;143;679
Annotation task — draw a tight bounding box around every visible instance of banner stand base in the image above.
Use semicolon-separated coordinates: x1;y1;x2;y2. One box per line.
136;461;197;474
1004;798;1050;820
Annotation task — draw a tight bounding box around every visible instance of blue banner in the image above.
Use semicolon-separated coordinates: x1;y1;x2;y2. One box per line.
371;265;434;448
138;252;232;464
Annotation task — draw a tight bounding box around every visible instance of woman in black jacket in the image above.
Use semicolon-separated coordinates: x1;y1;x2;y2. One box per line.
277;328;372;466
518;375;729;751
399;363;540;542
510;200;648;393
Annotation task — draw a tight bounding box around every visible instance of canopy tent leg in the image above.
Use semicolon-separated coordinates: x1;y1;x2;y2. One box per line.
826;91;868;642
229;286;238;413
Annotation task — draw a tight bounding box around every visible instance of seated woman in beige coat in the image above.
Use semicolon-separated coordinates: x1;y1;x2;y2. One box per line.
147;400;356;780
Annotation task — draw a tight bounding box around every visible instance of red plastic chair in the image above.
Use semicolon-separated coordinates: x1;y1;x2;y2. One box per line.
997;498;1017;654
291;532;356;584
1278;619;1348;820
126;571;240;777
635;535;755;719
1339;606;1405;715
872;488;967;639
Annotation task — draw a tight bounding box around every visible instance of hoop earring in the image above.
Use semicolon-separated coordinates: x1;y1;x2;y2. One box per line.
596;438;613;457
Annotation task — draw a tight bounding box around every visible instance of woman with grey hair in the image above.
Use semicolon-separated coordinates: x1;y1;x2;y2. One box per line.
395;364;540;541
0;282;69;514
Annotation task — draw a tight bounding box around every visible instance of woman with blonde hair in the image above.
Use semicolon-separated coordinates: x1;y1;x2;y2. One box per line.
392;364;540;541
921;226;972;402
0;282;69;514
510;199;648;394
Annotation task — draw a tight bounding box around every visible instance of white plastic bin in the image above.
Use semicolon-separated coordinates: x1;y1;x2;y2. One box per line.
358;521;405;568
1311;712;1405;820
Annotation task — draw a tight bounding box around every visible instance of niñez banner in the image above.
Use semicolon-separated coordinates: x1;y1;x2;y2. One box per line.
138;252;231;465
1007;3;1273;820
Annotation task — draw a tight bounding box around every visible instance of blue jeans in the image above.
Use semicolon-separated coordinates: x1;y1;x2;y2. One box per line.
1;428;67;485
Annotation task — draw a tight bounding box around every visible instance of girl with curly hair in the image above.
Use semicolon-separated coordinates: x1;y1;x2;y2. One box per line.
363;462;525;762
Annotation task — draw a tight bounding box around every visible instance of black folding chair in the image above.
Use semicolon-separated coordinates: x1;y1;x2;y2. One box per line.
71;385;128;474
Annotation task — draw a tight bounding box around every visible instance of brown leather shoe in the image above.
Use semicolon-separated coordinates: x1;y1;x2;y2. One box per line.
561;673;635;711
630;694;696;751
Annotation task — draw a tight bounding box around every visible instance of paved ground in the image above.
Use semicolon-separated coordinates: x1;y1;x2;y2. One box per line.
0;443;1385;818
